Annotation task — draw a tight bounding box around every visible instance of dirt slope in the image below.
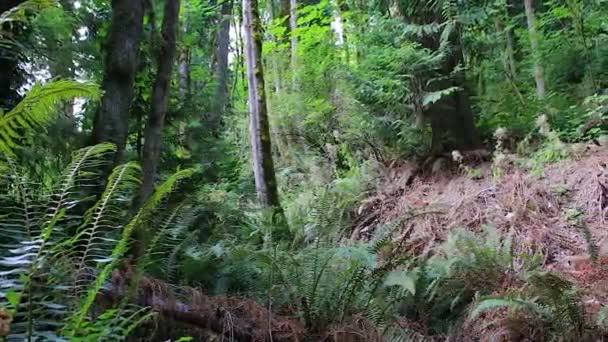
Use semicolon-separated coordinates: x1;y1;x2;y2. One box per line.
352;147;608;268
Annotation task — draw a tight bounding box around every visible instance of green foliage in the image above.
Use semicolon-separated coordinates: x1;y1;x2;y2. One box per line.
0;143;193;340
3;0;608;340
0;0;56;27
0;80;101;157
272;240;379;331
566;208;598;263
347;17;457;156
0;143;115;339
68;306;154;342
470;271;586;339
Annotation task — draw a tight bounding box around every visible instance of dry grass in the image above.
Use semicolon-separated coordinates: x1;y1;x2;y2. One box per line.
352;147;608;264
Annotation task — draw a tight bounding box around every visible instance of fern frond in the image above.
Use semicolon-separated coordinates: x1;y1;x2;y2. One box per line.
0;0;56;26
0;144;116;340
422;86;462;108
69;162;141;296
144;203;197;281
0;161;46;244
470;298;553;321
67;168;195;334
383;324;431;342
0;80;101;157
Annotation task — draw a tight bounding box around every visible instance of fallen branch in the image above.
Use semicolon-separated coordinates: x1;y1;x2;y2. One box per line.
103;269;303;341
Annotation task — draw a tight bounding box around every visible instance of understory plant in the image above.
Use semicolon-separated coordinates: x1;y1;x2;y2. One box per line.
0;143;194;340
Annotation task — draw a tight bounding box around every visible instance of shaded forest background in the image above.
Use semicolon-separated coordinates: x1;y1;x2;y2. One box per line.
0;0;607;340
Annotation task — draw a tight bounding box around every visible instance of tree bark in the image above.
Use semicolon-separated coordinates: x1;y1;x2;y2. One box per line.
524;0;546;99
279;0;291;45
430;42;480;153
210;0;233;133
140;0;182;202
243;0;282;208
91;0;145;162
289;0;299;91
178;0;191;103
0;0;25;111
494;17;517;81
395;8;480;153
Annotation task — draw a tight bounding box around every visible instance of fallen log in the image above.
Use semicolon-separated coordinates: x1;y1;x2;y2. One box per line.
102;268;303;341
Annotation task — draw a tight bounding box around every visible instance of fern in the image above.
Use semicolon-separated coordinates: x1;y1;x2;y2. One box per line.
0;144;187;340
68;162;141;296
383;324;431;342
470;298;553;321
274;238;379;331
67;168;195;335
0;80;101;157
421;86;462;108
0;0;56;27
0;143;116;340
143;203;197;281
68;305;154;342
469;271;586;339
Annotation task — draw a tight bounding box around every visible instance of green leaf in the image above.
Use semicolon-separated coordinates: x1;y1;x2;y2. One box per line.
6;289;21;308
0;80;101;157
384;269;418;295
422;86;462;108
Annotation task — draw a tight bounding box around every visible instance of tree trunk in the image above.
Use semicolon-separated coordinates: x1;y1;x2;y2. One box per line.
178;0;191;103
494;17;517;80
211;0;233;133
91;0;145;162
243;0;282;208
405;16;480;153
279;0;291;37
268;0;283;93
289;0;299;91
523;0;546;99
0;0;25;111
140;0;182;202
178;51;190;101
505;26;517;80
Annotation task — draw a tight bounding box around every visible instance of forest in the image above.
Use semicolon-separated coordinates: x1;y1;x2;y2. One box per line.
0;0;607;340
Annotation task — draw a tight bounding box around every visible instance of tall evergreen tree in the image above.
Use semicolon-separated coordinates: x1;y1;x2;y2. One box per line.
91;0;145;162
140;0;182;202
243;0;282;209
211;0;233;132
394;0;480;153
0;0;25;111
524;0;546;99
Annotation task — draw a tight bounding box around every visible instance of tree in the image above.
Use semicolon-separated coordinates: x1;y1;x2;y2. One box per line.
0;0;25;110
289;0;298;90
392;0;480;153
91;0;145;162
210;0;233;133
523;0;546;99
243;0;282;209
140;0;182;202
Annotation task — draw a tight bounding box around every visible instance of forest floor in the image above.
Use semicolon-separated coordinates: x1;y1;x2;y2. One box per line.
352;144;608;323
131;146;608;341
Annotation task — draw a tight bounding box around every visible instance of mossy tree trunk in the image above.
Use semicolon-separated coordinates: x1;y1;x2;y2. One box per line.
140;0;182;202
91;0;145;162
243;0;283;209
0;0;25;111
211;0;233;133
394;1;480;154
524;0;546;99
